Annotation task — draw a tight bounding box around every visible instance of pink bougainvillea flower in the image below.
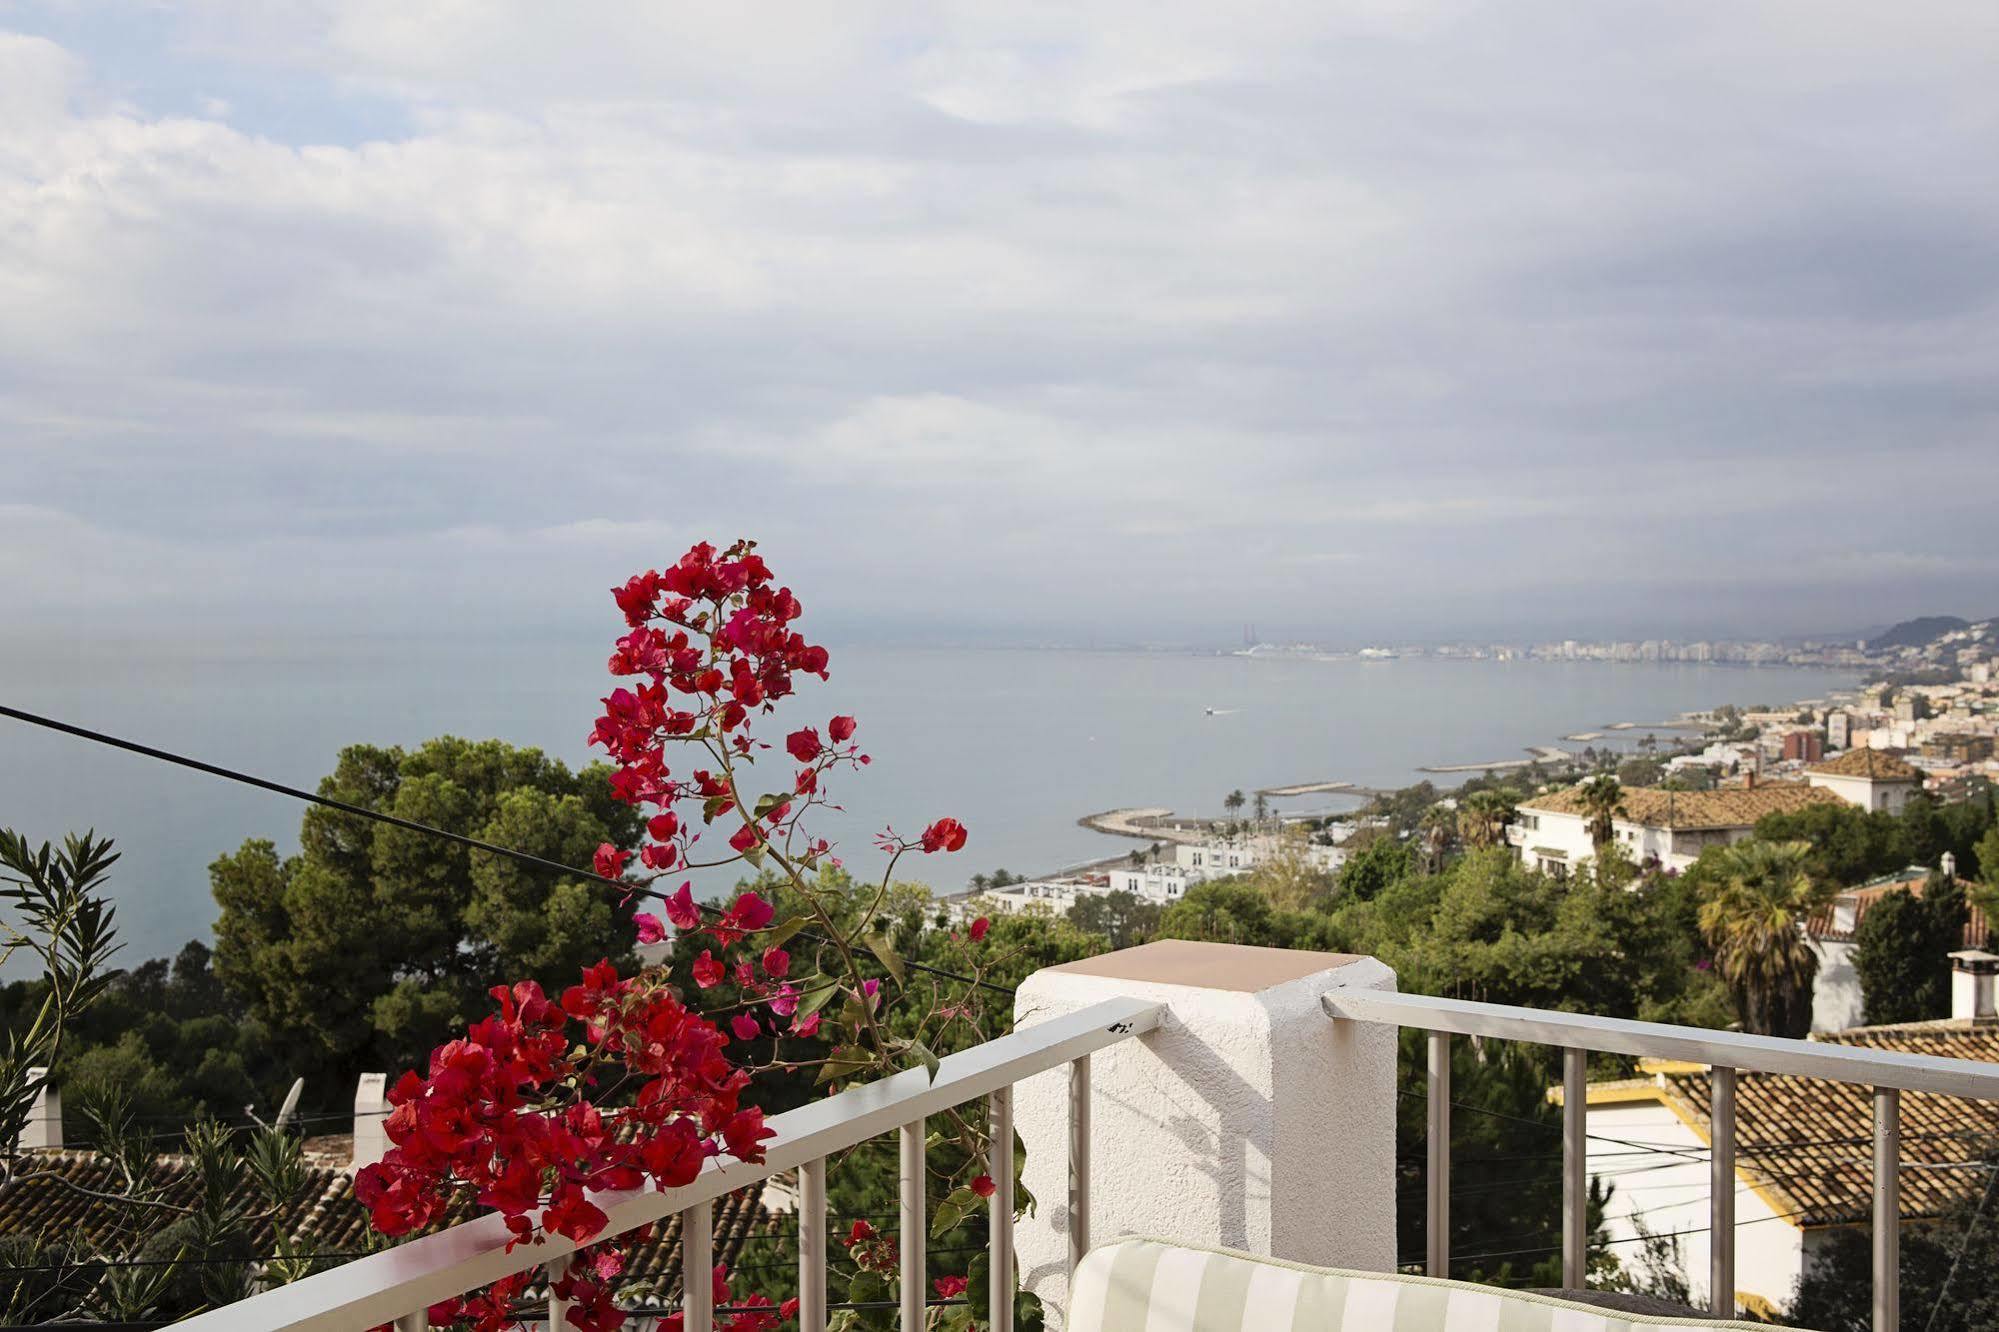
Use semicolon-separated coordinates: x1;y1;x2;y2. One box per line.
934;1275;969;1299
791;1010;821;1037
664;881;701;932
828;715;857;743
730;1013;760;1041
761;946;790;978
633;912;666;945
769;983;799;1017
785;728;822;762
692;951;724;989
593;843;630;878
970;1174;996;1199
919;818;968;853
968;916;990;942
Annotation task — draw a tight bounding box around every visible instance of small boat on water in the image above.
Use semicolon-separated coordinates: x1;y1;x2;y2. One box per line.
1204;707;1217;716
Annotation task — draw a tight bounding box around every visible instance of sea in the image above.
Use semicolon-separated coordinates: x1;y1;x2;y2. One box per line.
0;633;1858;969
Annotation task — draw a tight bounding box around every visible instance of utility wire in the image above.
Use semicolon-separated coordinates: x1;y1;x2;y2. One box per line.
0;703;1011;997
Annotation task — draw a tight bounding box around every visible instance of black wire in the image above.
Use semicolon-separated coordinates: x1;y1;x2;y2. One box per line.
0;703;1012;997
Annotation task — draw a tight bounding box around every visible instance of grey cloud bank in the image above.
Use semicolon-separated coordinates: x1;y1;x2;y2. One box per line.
1;2;1996;646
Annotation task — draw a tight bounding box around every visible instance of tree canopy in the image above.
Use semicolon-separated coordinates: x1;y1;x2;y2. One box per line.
209;736;642;1092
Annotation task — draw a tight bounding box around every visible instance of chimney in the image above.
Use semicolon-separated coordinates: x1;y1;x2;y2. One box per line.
1943;852;1958;882
18;1068;60;1151
350;1073;388;1173
1743;769;1757;790
1950;950;1999;1022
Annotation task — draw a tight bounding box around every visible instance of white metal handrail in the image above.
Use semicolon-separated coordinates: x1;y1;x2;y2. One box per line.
1324;988;1999;1332
175;996;1164;1332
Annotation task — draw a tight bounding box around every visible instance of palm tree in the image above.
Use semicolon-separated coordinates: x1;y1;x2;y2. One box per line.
1253;792;1269;825
1224;790;1246;822
1418;806;1453;874
1577;775;1625;855
1698;840;1829;1037
1457;790;1516;850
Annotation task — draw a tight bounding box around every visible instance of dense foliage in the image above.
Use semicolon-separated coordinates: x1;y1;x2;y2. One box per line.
210;737;644;1096
1854;875;1969;1026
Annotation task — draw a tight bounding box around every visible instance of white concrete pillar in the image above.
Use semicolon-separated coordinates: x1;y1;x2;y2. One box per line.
351;1073;389;1172
19;1068;60;1150
1012;941;1399;1328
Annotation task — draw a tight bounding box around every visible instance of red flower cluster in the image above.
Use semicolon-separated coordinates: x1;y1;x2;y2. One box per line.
353;962;774;1328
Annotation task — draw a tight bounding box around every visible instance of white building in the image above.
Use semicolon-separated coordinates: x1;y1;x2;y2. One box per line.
1805;858;1988;1033
972;834;1346;920
1804;747;1925;814
1573;966;1999;1317
1509;779;1844;876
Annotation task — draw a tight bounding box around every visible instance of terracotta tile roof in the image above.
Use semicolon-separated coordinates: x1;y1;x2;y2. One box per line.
1519;780;1845;830
1661;1021;1999;1227
1808;748;1924;781
0;1148;775;1302
1805;871;1989;947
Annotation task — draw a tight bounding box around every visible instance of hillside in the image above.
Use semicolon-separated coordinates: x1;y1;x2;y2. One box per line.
1869;615;1971;650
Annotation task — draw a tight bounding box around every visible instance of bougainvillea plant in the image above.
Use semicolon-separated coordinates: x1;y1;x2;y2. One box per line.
358;540;1014;1330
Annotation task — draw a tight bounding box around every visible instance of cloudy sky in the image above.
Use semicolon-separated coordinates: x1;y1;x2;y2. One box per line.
3;2;1996;646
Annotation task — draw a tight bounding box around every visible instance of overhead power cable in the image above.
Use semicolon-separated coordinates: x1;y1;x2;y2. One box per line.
0;703;1011;997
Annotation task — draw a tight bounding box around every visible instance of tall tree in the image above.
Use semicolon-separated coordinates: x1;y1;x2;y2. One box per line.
1223;789;1246;823
209;737;642;1090
1854;876;1968;1026
1456;790;1516;850
1578;775;1626;855
1696;839;1828;1037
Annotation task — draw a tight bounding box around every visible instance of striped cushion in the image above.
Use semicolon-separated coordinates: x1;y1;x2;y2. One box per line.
1068;1239;1805;1332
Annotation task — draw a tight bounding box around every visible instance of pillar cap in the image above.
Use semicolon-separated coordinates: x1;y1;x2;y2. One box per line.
1037;939;1371;994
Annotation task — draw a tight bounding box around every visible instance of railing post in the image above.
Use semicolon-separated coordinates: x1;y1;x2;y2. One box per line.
1427;1031;1450;1278
1709;1065;1735;1318
682;1199;714;1332
800;1156;828;1332
989;1085;1016;1332
1068;1055;1090;1278
901;1120;926;1332
1874;1088;1900;1332
1013;942;1399;1329
1562;1047;1587;1288
545;1260;570;1331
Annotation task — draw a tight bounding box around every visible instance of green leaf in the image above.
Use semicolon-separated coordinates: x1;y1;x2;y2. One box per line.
930;1185;980;1238
864;932;906;985
814;1048;871;1086
795;979;841;1018
908;1038;941;1083
753;791;789;818
766;915;811;949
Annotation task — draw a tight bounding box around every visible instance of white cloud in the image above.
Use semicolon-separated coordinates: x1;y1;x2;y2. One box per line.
1;3;1997;641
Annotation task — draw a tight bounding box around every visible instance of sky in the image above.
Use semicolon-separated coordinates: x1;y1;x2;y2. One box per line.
2;2;1996;647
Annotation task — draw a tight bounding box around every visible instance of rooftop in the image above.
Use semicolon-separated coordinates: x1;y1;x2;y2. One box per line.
1808;748;1924;781
1805;869;1988;945
1639;1021;1999;1227
1520;780;1844;830
0;1148;776;1300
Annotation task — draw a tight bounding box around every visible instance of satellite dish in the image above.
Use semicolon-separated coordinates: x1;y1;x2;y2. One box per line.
275;1078;305;1131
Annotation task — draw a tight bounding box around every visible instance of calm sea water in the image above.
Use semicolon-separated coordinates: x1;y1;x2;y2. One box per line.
0;634;1856;967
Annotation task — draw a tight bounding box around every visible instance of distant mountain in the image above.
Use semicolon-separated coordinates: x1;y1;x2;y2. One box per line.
1869;615;1971;650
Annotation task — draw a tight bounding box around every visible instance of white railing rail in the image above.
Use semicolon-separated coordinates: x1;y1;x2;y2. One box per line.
176;996;1164;1332
1323;989;1999;1332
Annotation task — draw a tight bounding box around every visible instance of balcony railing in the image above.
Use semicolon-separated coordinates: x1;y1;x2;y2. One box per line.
1323;989;1999;1332
172;996;1162;1332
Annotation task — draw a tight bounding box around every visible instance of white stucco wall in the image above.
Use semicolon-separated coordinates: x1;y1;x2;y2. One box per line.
1590;1098;1803;1314
1809;939;1864;1033
1010;944;1399;1329
1807;771;1917;814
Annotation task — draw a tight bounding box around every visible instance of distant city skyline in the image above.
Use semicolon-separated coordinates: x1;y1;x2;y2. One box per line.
4;4;1998;644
